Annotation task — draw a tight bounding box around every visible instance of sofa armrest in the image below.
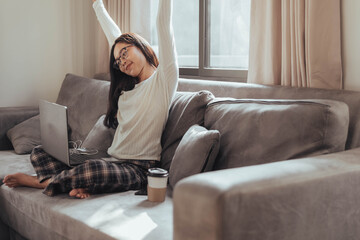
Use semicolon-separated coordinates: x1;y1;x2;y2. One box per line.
173;148;360;240
0;107;39;150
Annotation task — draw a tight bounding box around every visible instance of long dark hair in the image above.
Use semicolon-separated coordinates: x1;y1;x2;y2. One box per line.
104;33;159;129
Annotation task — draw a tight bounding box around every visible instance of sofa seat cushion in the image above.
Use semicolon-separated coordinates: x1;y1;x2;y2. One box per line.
0;150;173;240
204;99;349;170
0;151;35;179
0;185;173;240
0;150;172;240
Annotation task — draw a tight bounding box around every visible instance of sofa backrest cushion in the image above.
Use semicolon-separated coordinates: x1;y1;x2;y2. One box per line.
56;74;110;142
204;98;349;170
178;78;360;150
160;91;215;171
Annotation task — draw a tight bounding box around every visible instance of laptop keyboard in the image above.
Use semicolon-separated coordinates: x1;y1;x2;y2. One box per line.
69;151;109;165
69;154;90;164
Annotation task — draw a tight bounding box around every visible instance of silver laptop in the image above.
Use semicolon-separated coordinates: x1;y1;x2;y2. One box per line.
39;100;108;166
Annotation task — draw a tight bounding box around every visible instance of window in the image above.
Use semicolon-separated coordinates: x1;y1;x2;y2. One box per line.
150;0;251;81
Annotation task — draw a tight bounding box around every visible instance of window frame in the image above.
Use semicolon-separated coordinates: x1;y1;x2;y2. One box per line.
179;0;248;82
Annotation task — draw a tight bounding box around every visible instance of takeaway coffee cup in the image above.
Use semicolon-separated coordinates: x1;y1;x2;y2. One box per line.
147;168;168;202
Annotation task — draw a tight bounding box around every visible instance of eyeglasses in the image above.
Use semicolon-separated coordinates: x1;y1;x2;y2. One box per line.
113;45;134;70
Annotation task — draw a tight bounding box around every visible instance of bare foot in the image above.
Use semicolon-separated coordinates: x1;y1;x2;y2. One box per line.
3;173;50;189
69;188;91;199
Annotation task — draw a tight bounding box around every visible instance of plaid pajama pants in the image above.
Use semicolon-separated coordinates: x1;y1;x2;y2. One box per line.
30;146;157;196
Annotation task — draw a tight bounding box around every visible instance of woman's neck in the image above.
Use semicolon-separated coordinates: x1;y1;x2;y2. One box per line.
138;65;156;82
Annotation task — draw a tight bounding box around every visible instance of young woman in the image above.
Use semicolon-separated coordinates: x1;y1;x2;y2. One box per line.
3;0;178;199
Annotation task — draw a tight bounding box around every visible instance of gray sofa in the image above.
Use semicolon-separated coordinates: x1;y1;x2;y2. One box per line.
1;73;360;240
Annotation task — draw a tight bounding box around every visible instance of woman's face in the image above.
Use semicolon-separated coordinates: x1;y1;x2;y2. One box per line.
113;42;147;78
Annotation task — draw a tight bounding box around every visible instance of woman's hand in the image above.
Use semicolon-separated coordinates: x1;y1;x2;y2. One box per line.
92;0;96;2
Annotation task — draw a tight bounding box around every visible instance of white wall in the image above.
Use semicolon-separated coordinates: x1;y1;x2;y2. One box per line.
0;0;97;107
342;0;360;91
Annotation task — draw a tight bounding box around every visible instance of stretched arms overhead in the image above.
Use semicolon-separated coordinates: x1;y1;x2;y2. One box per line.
92;0;178;95
156;0;179;95
92;0;121;46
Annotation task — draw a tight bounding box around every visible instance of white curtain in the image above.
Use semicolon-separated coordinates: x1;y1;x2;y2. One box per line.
94;0;151;74
248;0;342;89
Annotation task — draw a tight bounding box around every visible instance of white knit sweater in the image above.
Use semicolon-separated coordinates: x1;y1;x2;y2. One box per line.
93;0;178;161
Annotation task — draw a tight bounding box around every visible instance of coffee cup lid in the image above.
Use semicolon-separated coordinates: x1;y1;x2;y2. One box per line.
147;168;168;177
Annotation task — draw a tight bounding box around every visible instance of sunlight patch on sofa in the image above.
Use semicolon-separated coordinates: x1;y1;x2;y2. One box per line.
102;212;157;239
85;203;157;239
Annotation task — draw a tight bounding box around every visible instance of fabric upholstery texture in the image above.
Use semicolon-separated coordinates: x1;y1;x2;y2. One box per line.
0;151;173;240
177;78;360;149
173;147;360;240
4;73;110;155
160;91;214;171
0;181;173;240
1;74;359;240
82;115;115;151
204;99;349;170
0;107;39;151
6;115;41;155
56;74;110;142
168;125;220;195
0;151;35;178
0;219;10;240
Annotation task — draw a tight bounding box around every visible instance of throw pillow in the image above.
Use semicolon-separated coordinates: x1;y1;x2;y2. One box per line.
160;91;215;171
6;115;41;154
81;115;115;151
168;125;220;196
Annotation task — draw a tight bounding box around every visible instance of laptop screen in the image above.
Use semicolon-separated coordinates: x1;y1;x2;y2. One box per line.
39;100;71;165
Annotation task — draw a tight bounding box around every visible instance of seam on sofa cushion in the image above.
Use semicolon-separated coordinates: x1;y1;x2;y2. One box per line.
207;99;332;108
321;106;331;148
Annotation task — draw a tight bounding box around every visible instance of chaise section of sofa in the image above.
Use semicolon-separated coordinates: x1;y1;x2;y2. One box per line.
0;181;174;240
173;147;360;240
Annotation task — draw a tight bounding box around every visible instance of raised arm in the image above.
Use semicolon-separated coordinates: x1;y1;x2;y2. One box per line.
92;0;121;47
156;0;179;97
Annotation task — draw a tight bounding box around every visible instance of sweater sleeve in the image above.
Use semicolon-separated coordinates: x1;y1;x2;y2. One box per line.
156;0;179;98
93;0;121;47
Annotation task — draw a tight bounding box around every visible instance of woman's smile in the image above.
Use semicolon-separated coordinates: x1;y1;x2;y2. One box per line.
126;63;133;71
